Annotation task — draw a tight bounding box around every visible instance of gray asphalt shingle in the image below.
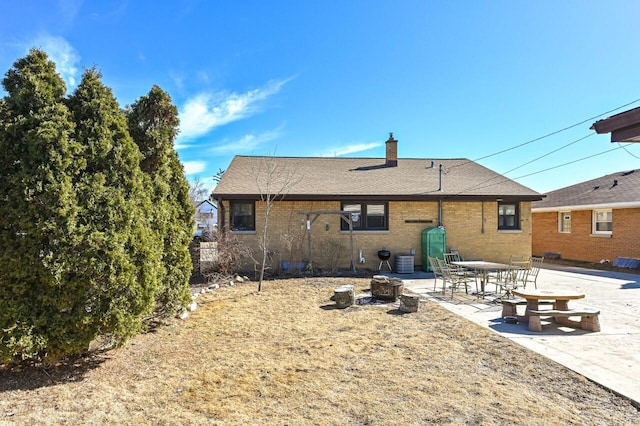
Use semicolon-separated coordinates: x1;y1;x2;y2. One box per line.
213;155;541;200
533;169;640;209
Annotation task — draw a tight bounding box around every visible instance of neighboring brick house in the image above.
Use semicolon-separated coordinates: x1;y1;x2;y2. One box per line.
212;134;542;272
531;169;640;263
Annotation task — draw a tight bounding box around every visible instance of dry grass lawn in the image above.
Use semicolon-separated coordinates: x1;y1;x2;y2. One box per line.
1;277;639;425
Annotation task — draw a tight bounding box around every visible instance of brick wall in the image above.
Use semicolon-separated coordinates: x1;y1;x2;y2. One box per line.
220;199;532;272
532;208;640;262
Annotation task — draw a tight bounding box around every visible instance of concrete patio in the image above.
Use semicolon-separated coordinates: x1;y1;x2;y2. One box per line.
392;264;640;406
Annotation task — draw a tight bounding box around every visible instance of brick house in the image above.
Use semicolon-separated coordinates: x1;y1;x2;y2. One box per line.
212;134;542;272
531;169;640;263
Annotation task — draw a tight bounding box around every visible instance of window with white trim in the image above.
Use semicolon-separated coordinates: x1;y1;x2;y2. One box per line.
592;209;612;235
559;211;571;233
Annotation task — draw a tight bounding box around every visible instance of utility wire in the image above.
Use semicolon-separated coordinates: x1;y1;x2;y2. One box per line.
617;142;640;160
473;97;640;162
500;133;594;176
447;98;640;194
455;133;595;195
448;97;640;171
465;143;634;193
513;143;635;181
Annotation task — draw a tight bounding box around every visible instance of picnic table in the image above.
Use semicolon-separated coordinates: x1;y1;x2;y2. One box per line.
512;289;600;332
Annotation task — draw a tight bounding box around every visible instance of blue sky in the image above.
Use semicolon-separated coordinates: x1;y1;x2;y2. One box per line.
2;1;640;196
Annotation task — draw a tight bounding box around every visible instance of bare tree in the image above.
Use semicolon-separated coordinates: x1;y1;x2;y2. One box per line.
253;156;300;291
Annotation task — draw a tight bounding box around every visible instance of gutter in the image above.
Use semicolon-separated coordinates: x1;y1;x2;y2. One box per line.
533;201;640;213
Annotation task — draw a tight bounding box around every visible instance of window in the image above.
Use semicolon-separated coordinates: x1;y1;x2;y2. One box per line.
498;202;520;230
559;211;571;233
592;209;612;235
230;201;255;231
341;202;388;231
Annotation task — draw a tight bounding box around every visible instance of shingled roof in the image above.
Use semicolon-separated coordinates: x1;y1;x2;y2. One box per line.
212;155;542;201
532;169;640;211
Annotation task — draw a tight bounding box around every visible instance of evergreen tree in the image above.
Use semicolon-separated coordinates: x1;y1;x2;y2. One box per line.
66;68;161;347
0;51;192;365
126;86;193;316
0;49;83;362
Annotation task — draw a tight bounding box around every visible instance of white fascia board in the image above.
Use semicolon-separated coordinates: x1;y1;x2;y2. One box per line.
533;201;640;213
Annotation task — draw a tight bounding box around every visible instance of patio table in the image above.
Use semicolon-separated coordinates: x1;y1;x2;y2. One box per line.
451;261;512;298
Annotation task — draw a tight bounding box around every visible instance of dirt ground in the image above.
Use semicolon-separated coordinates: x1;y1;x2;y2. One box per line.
1;277;639;425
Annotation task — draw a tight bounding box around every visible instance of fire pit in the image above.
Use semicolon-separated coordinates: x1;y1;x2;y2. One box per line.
370;275;404;301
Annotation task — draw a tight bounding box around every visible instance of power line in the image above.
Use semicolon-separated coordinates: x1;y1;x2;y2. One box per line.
471;97;640;163
617;142;640;160
465;143;634;193
513;143;635;181
500;133;594;176
455;133;595;195
447;98;640;194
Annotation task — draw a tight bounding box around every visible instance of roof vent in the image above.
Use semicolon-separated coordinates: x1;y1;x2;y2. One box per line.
593;185;600;190
611;179;618;189
622;170;635;176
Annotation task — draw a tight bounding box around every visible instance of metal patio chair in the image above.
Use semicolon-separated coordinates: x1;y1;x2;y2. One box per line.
436;257;475;298
522;256;544;289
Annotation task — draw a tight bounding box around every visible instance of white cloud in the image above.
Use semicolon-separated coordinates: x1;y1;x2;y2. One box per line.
182;160;207;175
178;77;293;141
174;140;198;150
32;35;80;88
316;142;381;157
210;128;282;155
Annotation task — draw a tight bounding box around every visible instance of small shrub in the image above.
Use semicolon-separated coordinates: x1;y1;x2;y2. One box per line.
317;238;349;272
200;231;249;279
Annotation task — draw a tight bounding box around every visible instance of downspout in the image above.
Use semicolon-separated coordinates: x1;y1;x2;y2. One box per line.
438;164;443;226
216;197;225;230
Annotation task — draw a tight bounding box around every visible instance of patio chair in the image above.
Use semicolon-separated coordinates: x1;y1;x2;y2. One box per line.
436;258;475;298
444;252;462;264
490;255;529;297
499;254;527;285
522;256;544;289
444;251;479;286
428;256;444;293
501;260;529;298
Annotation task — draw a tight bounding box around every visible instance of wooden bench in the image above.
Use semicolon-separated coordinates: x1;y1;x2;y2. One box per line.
501;298;554;318
527;308;601;332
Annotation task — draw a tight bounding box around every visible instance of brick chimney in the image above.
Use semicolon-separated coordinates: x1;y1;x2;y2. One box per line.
385;132;398;167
